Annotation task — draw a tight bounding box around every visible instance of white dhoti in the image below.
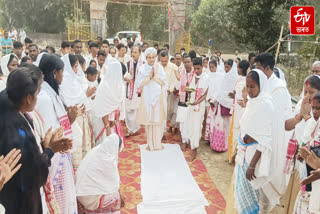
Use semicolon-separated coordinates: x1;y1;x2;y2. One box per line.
125;98;141;134
145;123;163;150
167;93;179;128
125;109;140;134
184;105;205;149
176;105;189;144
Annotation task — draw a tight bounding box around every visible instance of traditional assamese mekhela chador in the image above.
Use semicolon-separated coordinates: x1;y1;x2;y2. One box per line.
235;69;274;214
136;47;167;151
91;61;125;146
204;60;224;142
293;93;320;214
36;54;78;213
211;59;238;152
60;54;93;170
228;60;248;163
277;75;320;214
76;134;123;214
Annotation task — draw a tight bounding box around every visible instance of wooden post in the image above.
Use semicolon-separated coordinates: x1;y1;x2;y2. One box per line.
275;25;284;64
168;0;185;56
312;36;319;58
90;0;107;39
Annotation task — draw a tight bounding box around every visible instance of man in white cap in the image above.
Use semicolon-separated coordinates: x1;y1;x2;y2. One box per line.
136;47;167;151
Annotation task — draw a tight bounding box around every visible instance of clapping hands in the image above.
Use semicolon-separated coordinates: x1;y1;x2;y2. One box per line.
0;149;22;191
45;127;73;153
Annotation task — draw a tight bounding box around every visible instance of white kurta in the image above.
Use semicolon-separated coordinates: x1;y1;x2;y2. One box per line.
125;59;143;134
232;76;246;154
176;68;193;144
162;62;179;128
184;72;209;149
136;62;167;151
85;54;97;69
261;73;293;209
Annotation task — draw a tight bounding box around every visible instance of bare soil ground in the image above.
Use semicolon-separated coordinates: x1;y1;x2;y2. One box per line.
198;139;234;199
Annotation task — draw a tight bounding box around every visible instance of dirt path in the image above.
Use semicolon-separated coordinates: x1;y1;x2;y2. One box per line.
198;139;234;199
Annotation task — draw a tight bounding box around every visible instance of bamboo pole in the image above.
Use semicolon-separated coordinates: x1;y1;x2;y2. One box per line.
275;25;284;64
312;36;319;58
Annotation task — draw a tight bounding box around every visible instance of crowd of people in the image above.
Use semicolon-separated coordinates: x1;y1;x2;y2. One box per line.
0;34;320;214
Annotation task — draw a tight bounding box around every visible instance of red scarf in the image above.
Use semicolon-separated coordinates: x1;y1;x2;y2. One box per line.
179;67;194;102
128;58;143;99
194;76;204;112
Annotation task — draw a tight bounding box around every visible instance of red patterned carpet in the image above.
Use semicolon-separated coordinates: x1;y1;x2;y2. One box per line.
119;128;226;214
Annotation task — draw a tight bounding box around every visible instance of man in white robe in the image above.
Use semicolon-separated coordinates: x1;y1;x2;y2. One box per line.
28;44;40;65
184;57;209;162
141;43;149;63
176;55;193;149
125;46;143;135
136;48;167;151
175;53;184;71
116;43;130;65
132;35;141;46
85;42;99;69
100;40;116;68
255;53;293;213
311;60;320;75
159;51;180;133
19;29;26;44
72;40;83;55
95;50;107;80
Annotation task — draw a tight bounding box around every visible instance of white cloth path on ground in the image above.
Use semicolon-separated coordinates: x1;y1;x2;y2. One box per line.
137;144;209;214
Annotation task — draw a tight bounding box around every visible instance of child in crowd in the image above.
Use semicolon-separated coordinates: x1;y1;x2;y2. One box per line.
90;59;97;68
86;66;99;89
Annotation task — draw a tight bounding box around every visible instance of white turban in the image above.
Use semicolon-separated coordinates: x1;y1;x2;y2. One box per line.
144;47;157;57
312;61;320;67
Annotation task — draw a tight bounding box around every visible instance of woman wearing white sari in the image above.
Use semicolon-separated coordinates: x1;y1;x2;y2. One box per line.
91;61;125;146
36;54;78;213
60;54;94;170
0;54;19;91
76;134;124;214
228;60;250;163
277;75;320;214
292;91;320;214
234;69;274;214
204;60;224;141
210;59;239;152
136;48;167;151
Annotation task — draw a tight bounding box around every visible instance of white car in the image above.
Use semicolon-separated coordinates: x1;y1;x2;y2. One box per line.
106;31;143;46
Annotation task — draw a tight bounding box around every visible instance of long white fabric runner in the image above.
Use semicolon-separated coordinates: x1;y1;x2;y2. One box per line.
138;144;209;214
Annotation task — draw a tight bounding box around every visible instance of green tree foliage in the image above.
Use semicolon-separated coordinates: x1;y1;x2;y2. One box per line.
229;0;298;52
106;4;168;41
191;0;303;52
191;0;236;51
295;1;320;59
0;0;73;33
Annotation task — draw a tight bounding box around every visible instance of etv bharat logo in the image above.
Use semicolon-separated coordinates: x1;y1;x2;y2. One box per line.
290;6;315;35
